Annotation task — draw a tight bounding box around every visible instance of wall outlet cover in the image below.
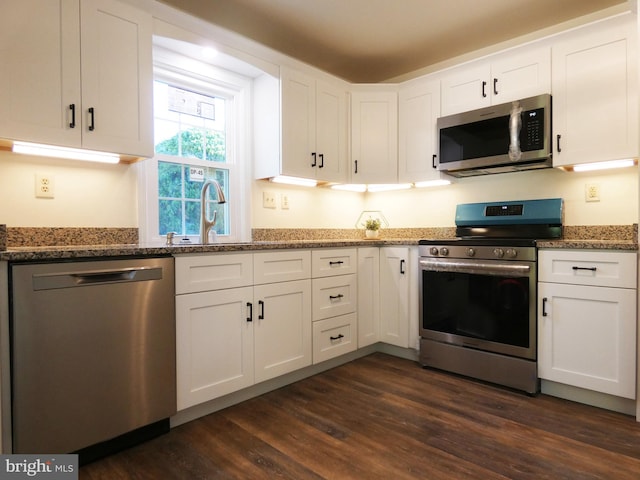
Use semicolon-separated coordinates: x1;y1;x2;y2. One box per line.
35;173;55;199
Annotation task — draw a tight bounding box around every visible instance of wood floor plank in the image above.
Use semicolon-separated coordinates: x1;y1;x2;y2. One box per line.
80;353;640;479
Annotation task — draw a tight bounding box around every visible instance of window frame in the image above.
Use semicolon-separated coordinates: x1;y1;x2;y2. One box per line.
138;46;252;244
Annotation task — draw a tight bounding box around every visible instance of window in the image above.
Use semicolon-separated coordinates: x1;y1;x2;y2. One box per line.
138;46;250;244
154;81;230;237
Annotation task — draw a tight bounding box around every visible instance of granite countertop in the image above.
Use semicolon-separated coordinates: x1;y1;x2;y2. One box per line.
0;225;637;262
2;237;637;263
536;239;637;250
0;238;420;262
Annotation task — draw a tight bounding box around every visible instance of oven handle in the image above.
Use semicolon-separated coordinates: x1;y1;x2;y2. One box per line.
419;258;532;276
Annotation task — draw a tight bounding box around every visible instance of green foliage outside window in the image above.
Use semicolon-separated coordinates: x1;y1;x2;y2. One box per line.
155;128;225;162
156;129;228;236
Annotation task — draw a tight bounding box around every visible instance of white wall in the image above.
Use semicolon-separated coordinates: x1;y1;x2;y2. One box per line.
253;167;639;229
252;180;365;229
0;149;636;230
0;151;138;227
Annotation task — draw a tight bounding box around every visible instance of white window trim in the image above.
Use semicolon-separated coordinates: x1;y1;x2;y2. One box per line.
137;46;252;244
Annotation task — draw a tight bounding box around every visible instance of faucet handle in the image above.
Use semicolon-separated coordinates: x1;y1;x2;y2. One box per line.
166;231;177;245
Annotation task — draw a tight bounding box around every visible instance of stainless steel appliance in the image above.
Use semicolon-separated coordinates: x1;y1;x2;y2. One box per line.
10;256;176;461
437;94;552;177
419;198;563;394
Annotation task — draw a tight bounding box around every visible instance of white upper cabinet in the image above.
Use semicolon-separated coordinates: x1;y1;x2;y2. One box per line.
0;0;81;147
279;67;348;182
350;86;398;184
551;14;637;167
0;0;153;158
441;45;550;116
79;0;153;157
398;77;442;183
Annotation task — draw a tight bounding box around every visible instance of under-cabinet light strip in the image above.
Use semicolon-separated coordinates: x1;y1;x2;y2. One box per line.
12;141;120;164
572;159;636;172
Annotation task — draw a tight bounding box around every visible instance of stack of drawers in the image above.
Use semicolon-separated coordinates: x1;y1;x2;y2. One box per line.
311;248;358;363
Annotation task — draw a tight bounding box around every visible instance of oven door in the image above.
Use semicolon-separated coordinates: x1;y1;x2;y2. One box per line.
419;257;536;360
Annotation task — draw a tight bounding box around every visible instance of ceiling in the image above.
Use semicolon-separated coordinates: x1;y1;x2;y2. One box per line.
158;0;628;83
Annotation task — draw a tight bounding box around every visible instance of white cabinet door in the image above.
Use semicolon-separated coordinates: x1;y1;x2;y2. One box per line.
281;68;316;179
315;79;348;182
80;0;153;157
280;69;347;182
379;247;409;348
441;63;491;116
254;279;312;383
357;247;380;347
350;89;398;184
490;46;550;105
398;77;442;183
176;287;254;410
441;46;550;116
538;282;636;399
0;0;81;146
552;15;637;167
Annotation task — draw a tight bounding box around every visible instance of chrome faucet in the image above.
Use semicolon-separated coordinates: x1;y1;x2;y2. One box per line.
200;179;227;244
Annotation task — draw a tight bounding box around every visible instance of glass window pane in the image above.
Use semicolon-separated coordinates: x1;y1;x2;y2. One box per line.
184;165;203;200
158;161;182;198
205;130;226;162
155;119;181;155
158;199;182;235
185;200;200;236
179;129;206;160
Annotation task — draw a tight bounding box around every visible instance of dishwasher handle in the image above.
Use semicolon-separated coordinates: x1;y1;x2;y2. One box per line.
33;266;164;291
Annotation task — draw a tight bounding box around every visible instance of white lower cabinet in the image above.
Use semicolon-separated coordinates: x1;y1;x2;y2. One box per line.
379;247;410;348
538;250;637;399
175;245;418;410
357;247;380;347
175;250;312;410
311;249;357;363
254;279;312;382
176;286;254;410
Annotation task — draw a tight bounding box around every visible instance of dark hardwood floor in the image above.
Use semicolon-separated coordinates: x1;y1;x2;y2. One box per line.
80;353;640;479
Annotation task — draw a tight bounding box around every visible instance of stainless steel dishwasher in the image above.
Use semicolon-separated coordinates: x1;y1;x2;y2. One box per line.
10;256;176;459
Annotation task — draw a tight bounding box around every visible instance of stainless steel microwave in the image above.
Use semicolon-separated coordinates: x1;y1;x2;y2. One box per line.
436;94;552;177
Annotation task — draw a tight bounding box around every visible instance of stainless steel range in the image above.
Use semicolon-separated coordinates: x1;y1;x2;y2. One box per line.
419;198;563;394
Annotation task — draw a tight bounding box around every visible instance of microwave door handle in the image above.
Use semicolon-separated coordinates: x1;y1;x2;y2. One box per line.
432;154;437;169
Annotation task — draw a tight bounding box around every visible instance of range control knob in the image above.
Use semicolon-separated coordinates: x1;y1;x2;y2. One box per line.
493;248;505;258
466;248;476;257
430;247;439;256
440;247;449;256
505;248;518;258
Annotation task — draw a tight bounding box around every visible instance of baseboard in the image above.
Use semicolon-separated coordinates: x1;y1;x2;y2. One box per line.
541;379;636;416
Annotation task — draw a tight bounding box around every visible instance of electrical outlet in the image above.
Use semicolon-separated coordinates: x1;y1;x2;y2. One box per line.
585;183;600;202
281;194;290;210
35;173;55;198
262;191;276;209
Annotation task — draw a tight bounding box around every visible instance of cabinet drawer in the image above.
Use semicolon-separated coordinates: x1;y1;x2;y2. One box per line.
254;250;311;285
312;274;357;320
175;253;253;294
312;248;357;277
538;250;637;288
312;313;357;364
